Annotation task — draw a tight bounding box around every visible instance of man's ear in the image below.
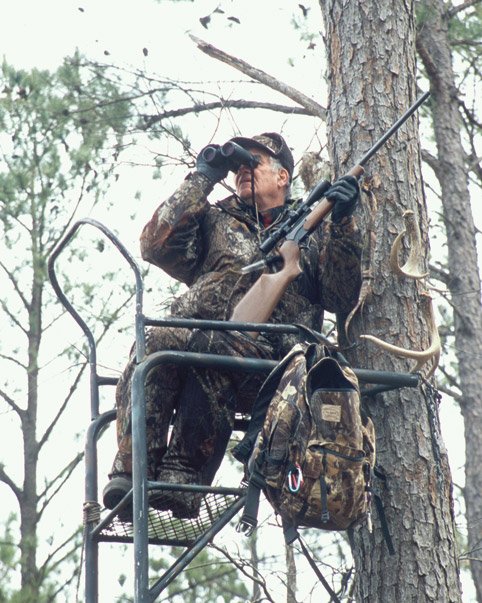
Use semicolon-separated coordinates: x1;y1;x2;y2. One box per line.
277;168;290;188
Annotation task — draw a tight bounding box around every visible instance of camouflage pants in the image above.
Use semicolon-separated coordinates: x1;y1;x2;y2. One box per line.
110;326;275;484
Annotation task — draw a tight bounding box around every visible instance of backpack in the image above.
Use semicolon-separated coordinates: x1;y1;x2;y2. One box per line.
232;343;391;601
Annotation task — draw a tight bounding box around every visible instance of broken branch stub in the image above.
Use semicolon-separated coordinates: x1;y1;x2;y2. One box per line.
189;34;326;119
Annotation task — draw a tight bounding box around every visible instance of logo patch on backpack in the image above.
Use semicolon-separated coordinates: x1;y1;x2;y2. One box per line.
320;404;341;422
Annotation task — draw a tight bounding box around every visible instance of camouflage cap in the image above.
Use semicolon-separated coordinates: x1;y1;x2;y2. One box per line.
229;132;294;181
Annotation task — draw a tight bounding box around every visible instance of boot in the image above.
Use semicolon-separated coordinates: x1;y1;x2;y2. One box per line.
102;474;133;521
149;467;203;519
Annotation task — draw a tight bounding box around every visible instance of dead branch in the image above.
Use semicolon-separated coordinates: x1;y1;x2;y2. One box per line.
190;34;326;119
0;463;21;502
141;99;314;130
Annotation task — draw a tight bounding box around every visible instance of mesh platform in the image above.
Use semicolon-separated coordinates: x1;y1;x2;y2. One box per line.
96;485;246;546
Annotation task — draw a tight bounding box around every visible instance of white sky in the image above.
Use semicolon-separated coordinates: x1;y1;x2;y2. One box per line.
0;0;323;86
0;1;474;601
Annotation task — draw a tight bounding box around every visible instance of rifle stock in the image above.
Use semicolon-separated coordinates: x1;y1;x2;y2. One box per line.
230;93;430;336
230;241;302;338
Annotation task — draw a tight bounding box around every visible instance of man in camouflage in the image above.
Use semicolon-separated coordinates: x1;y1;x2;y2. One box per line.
103;132;362;518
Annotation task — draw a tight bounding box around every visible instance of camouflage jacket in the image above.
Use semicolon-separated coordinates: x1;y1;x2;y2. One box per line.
140;172;362;356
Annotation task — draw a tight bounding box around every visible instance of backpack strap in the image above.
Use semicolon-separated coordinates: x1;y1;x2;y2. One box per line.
236;463;266;536
232;346;304;465
372;467;395;556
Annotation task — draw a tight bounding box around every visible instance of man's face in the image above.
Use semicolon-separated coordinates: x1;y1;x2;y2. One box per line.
234;148;289;211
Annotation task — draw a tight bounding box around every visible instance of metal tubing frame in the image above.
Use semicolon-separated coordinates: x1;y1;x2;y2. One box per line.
47;219;421;603
130;351;420;601
84;409;116;602
148;495;247;601
130;352;276;602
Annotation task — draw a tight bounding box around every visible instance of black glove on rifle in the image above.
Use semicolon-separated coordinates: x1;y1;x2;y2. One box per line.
196;144;230;183
326;175;360;223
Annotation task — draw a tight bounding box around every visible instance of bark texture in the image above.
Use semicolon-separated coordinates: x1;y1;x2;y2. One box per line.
417;2;482;600
318;1;461;601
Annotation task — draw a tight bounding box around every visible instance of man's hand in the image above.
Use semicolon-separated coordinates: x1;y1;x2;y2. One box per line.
326;175;360;223
196;144;230;183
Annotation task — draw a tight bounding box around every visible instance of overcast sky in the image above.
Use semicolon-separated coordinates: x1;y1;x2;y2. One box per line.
1;2;473;600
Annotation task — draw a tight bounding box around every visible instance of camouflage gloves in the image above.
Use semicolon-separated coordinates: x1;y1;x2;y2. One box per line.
195;144;230;184
326;175;360;223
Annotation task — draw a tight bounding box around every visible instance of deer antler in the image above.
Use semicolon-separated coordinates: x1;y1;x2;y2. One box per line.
360;292;440;378
390;210;429;280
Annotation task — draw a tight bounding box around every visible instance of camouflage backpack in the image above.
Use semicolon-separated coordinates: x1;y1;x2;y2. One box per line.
233;343;391;598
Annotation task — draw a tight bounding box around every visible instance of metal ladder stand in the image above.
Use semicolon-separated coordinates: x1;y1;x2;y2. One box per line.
48;218;420;603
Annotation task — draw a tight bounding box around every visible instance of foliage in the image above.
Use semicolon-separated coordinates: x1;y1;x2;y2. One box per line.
0;54;139;601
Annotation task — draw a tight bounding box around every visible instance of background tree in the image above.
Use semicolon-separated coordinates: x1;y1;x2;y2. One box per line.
416;2;482;599
0;55;138;601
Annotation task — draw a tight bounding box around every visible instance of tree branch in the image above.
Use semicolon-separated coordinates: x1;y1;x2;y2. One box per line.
421;148;441;175
0;298;28;336
0;387;24;417
37;452;84;519
0;351;27;371
0;462;21;502
447;0;482;18
189;34;326;119
436;381;463;402
459;97;482;129
428;263;450;285
37;363;86;452
0;258;30;314
210;543;276;603
140;99;314;130
38;526;82;578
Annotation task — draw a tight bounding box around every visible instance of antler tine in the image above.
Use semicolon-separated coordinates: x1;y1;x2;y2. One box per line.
360;292;440;378
390;210;429;280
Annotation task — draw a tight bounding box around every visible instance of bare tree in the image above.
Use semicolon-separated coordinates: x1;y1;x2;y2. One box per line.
0;55;134;601
416;1;482;599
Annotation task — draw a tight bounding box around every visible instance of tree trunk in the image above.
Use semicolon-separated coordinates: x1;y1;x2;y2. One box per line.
248;529;261;602
318;1;461;601
20;223;43;596
416;2;482;600
285;543;297;603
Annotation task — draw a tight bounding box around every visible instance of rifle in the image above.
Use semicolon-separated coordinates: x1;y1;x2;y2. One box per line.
230;92;430;336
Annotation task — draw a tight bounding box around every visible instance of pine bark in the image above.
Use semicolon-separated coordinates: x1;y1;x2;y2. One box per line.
318;1;461;601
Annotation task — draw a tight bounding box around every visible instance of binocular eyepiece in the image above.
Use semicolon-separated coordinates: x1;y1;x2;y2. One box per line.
201;142;259;172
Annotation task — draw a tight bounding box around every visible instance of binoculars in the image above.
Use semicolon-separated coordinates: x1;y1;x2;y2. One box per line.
201;142;259;173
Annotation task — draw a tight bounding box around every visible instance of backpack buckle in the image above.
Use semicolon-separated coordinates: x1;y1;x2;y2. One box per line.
236;515;257;537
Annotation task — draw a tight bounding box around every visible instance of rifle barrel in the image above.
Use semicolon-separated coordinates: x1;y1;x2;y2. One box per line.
357;91;430;168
